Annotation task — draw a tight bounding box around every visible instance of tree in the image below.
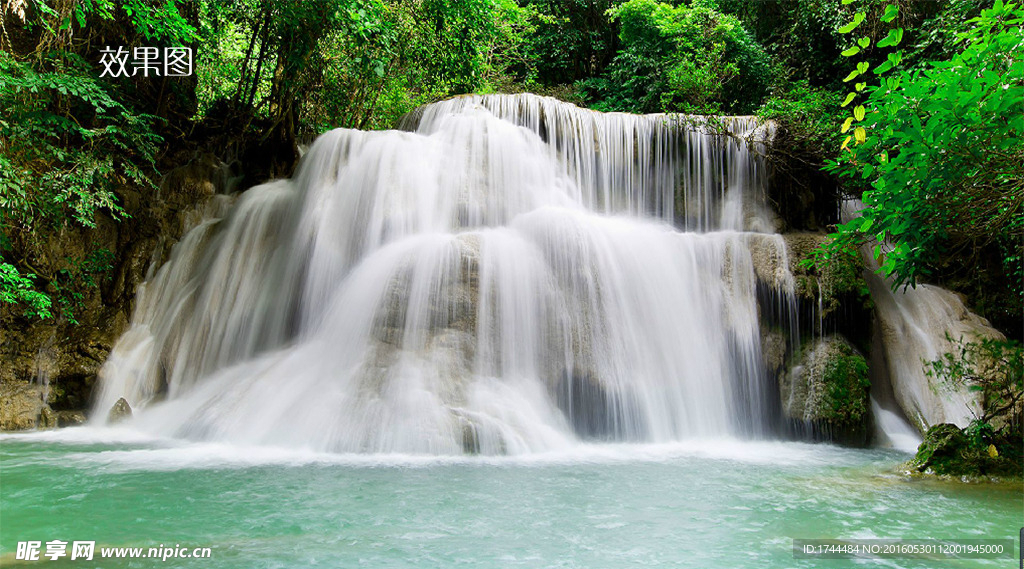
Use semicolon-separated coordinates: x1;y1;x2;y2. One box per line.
822;0;1023;322
584;0;773;114
1;0;190;321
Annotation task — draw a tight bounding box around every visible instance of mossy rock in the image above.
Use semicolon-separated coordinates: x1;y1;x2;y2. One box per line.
780;335;871;445
911;423;971;475
780;234;873;351
790;237;872;313
909;423;1024;478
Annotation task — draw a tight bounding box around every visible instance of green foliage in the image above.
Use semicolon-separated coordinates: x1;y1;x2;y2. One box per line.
760;81;841;135
716;0;849;88
0;52;160;230
757;80;842;170
49;248;116;325
585;0;773;114
24;0;197;44
796;240;872;315
825;0;1024;292
910;421;1022;477
926;334;1024;428
119;0;199;43
195;0;535;133
1;0;174;323
520;0;617;86
963;418;996;451
0;263;52;319
908;0;991;63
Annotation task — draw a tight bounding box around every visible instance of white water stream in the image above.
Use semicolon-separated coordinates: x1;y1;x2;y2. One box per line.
93;94;992;454
93;95;797;453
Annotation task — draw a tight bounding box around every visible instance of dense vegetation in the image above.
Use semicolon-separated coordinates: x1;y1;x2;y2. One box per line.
2;0;1021;440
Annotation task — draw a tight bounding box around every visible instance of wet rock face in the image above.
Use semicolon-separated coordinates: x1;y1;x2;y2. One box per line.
779;335;871;445
107;397;133;424
555;370;642;441
0;381;56;431
56;410;87;427
0;154;235;427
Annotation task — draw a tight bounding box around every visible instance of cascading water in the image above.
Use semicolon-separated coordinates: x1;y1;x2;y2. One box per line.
867;272;996;432
839;198;997;436
94;94;796;454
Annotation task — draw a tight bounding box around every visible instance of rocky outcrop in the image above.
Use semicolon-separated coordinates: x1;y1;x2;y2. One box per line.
867;272;999;434
107;397;133;423
0;381;56;431
782;233;873;343
779;335;871;445
0;154;239;428
760;328;788;380
907;423;1022;478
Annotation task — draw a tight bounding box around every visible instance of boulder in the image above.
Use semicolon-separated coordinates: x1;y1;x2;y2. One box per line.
908;423;970;475
907;422;1023;478
108;397;133;423
56;410;88;427
869;277;997;433
0;381;56;430
779;335;871;445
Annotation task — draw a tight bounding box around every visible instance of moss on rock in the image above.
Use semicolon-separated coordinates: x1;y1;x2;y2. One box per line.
908;422;1023;478
780;334;871;444
784;233;872;317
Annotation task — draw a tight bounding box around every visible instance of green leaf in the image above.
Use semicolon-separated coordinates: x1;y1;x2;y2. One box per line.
854;105;866;121
858;37;871;48
841;92;856;107
877;28;904;48
842;117;854;132
838;12;866;33
881;4;899;23
854;126;866;143
842;46;861;57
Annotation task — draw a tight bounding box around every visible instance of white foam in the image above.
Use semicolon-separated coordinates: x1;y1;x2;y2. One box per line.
5;429;867;472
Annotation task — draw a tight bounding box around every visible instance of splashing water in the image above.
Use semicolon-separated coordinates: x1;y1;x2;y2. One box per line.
94;94;796;454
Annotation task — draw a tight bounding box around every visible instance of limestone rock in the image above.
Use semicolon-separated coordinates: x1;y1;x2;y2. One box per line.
744;234;794;291
0;381;55;431
760;328;788;379
868;277;999;433
779;335;871;444
108;397;133;423
56;410;88;427
0;153;236;419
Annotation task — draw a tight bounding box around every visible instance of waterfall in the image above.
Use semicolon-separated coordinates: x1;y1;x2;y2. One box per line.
94;94;795;454
842;198;995;435
867;274;995;432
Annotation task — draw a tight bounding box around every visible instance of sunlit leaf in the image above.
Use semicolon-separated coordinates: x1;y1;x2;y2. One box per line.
881;4;899;23
838;12;865;33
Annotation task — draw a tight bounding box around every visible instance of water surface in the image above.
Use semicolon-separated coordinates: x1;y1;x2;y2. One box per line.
2;430;1019;568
